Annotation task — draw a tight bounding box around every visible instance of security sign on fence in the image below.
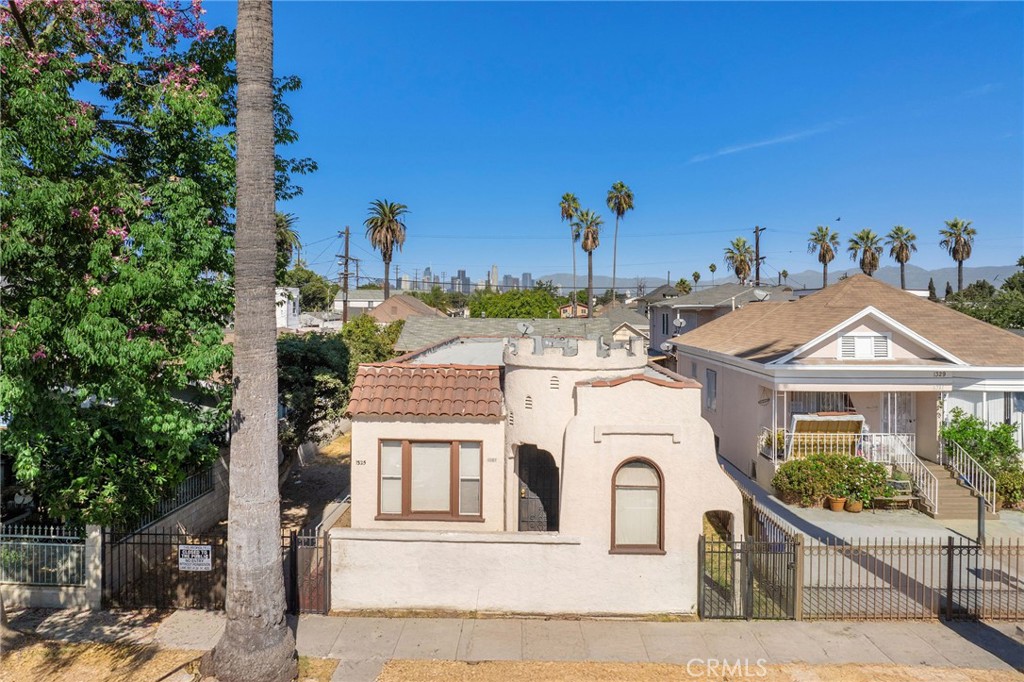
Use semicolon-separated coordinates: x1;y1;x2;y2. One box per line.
178;544;213;572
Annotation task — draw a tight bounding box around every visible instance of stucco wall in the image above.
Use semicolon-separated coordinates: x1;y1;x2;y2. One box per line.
334;369;743;616
349;416;506;531
802;319;939;361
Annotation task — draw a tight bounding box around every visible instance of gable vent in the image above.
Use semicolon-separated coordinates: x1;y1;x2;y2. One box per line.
873;335;889;358
525;395;533;410
549;376;559;390
839;334;890;360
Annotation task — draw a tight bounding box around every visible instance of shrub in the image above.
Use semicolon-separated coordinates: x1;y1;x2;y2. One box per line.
941;408;1022;474
772;452;891;508
996;470;1024;509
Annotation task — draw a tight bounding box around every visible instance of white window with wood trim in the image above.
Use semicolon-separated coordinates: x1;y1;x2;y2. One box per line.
838;333;890;359
611;459;664;554
378;440;483;520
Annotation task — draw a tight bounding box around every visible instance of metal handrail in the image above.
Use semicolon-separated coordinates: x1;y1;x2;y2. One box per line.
940;438;997;514
879;434;939;516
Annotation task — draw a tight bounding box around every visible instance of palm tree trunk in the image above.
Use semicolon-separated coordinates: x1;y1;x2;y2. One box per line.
822;262;828;288
587;252;594;318
206;2;297;680
957;260;963;292
383;258;391;299
900;262;906;290
611;215;619;302
570;235;577;317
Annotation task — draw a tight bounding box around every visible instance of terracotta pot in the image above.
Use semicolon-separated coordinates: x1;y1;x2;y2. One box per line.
829;497;847;512
845;498;863;513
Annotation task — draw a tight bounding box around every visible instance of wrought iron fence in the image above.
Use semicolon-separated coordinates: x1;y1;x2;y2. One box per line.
0;525;86;586
125;467;215;534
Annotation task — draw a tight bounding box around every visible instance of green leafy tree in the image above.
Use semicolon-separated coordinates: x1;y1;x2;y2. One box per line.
0;0;237;528
560;193;581;317
675;278;693;295
340;315;404;379
709;263;717;284
282;264;340;311
780;269;789;284
885;225;917;290
848;228;883;277
807;225;840;287
945;281;954;299
574;209;604;317
277;333;349;448
364;200;408;299
724;237;755;284
692;271;701;287
469;289;560;319
606;181;634;298
939;217;977;292
928;277;938;301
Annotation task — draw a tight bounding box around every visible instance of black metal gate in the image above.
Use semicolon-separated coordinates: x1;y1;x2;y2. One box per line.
103;529;227;609
281;529;330;614
517;445;559;531
699;536;797;620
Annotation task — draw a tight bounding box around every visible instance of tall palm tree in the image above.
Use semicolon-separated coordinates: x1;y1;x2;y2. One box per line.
692;271;700;287
207;2;297;680
939;217;976;292
807;225;840;287
885;225;918;290
780;269;789;284
709;263;717;285
560;192;581;317
364;199;408;299
848;228;883;277
724;237;755;284
606;181;634;300
574;209;603;318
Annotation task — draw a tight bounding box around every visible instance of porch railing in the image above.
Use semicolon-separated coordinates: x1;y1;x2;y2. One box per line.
940;439;997;514
757;429;938;515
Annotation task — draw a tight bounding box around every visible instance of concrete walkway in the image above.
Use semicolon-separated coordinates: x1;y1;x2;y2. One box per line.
154;612;1024;681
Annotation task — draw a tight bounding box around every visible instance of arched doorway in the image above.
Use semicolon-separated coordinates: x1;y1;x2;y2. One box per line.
517;444;559;531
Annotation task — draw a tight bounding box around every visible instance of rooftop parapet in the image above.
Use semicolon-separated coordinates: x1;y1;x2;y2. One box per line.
503;335;646;370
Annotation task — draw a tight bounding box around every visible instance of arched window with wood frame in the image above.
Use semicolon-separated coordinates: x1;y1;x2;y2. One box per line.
610;459;664;554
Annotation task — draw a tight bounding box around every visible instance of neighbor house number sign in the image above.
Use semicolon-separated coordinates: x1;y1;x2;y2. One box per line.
178;544;213;571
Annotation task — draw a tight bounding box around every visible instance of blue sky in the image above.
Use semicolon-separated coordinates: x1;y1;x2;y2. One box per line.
205;1;1022;288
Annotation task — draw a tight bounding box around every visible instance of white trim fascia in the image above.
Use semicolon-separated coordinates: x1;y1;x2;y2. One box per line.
673;344;776;380
767;306;968;367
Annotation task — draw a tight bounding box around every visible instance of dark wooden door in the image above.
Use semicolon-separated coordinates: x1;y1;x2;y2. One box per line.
517;446;559;531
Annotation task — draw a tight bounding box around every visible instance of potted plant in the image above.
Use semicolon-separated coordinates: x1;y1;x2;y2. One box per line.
844;495;864;513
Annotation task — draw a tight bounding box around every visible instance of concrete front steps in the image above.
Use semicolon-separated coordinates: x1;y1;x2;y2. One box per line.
920;460;999;520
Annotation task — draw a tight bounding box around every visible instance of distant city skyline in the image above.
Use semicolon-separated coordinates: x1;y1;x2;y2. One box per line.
203;3;1023;284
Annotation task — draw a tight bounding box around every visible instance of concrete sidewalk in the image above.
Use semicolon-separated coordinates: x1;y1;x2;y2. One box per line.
156;612;1023;681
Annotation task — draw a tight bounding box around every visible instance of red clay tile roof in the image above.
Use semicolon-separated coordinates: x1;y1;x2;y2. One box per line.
576;373;700;390
346;364;503;420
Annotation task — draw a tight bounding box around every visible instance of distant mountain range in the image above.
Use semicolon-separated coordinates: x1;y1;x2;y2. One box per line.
536;264;1020;293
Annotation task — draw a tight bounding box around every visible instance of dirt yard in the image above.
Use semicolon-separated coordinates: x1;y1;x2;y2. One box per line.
378;660;1024;681
0;641;337;682
280;433;351;533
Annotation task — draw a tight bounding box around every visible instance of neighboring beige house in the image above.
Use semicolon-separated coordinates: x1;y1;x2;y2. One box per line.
368;294;447;324
275;287;301;329
596;303;651;349
332;289;385;317
558;302;588;318
671;275;1024;518
334;334;743;616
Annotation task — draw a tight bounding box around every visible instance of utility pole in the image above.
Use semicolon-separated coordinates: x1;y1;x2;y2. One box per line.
395;265;400;292
413;268;419;292
753;225;767;285
337;226;353;323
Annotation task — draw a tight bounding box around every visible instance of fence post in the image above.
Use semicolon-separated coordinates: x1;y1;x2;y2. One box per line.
84;525;103;610
697;534;705;619
793;534;804;621
323;529;332;614
945;535;954;621
743;542;754;620
289;530;299;615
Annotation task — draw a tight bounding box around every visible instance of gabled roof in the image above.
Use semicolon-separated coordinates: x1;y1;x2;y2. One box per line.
395;317;614;352
336;289;386;302
671;274;1024;366
368;294;447;323
652;283;796;310
597;304;651;334
637;284;680;303
346;364;503;420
